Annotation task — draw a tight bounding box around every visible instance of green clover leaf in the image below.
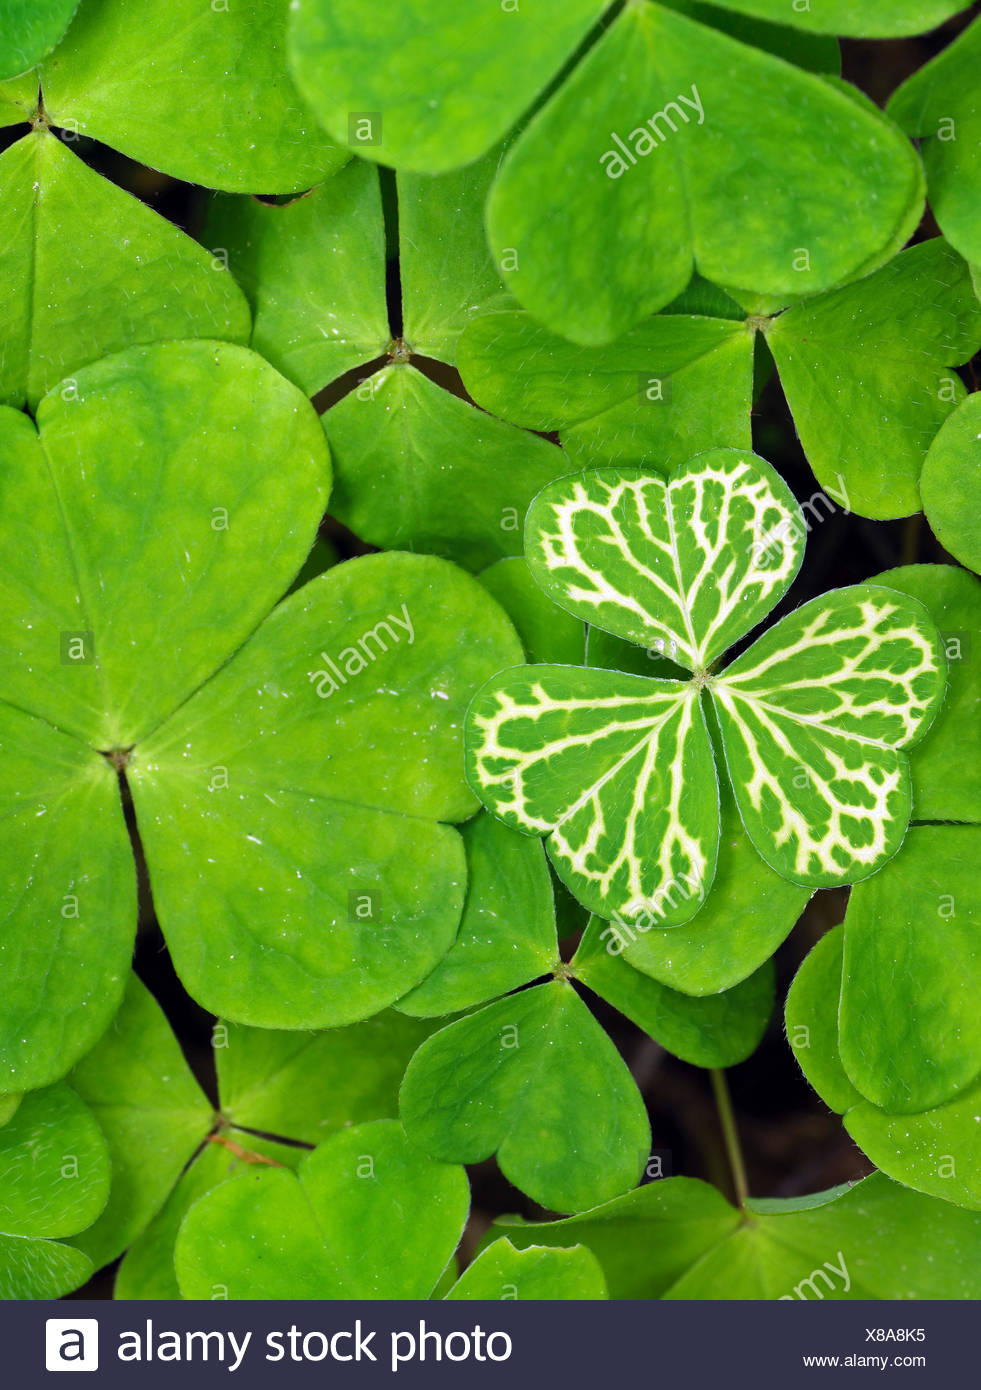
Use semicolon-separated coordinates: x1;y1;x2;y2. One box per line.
500;1170;981;1299
398;812;772;1213
0;0;346;193
0;338;522;1086
460;239;981;519
466;452;947;927
0;130;251;411
0;1083;109;1298
175;1120;469;1300
206;156;567;571
0;0;78;81
67;972;437;1294
788;920;981;1211
289;1;923;342
921;393;981;577
889;16;981;268
688;0;971;37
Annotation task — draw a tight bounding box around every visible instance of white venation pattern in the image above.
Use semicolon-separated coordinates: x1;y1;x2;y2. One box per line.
469;678;711;920
719;596;940;744
533;458;801;670
712;594;941;879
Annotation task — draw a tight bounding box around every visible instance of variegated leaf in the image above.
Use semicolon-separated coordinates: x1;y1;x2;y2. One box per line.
465;666;718;925
712;586;947;886
524;451;804;672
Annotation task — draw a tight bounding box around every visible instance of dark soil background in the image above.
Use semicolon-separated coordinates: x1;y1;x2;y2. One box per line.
4;4;974;1295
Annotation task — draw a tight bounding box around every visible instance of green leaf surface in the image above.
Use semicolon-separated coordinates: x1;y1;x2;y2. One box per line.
397;813;557;1017
0;133;250;410
0;0;78;79
34;0;347;192
573;919;775;1067
705;0;970;36
287;0;607;173
713;584;946;886
871;564;981;822
398;150;510;364
68;976;213;1270
785;923;862;1116
458;307;755;471
767;239;981;519
524;456;804;670
889;18;981;266
497;1177;740;1299
0;1083;109;1299
478;559;586;667
324;364;567;571
446;1238;607;1300
486;3;922;342
400;980;649;1214
619;784;811;996
840;825;981;1113
921;393;981;576
0;702;134;1089
204;161;388;397
664;1173;981;1298
789;926;981;1210
466;665;719;927
0;340;329;748
216;1011;434;1143
115;1135;302;1300
175;1121;470;1299
130;552;522;1027
660;1;840;70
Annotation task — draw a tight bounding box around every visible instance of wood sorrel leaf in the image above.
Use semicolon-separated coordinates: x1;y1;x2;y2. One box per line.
660;1;840;70
468;456;946;923
485;3;922;343
871;564;981;822
466;666;719;927
323;363;566;572
204;159;389;398
0;1083;109;1299
0;703;134;1090
115;1134;302;1301
445;1238;607;1300
477;559;586;668
0;340;329;748
572;919;775;1068
889;18;981;267
840;826;981;1113
399;980;650;1214
175;1120;470;1299
130;550;521;1027
921;393;981;577
458;309;755;472
67;976;213;1271
701;0;971;36
789;924;981;1210
524;454;804;671
766;239;981;519
397;813;556;1017
713;584;946;885
287;0;606;174
618;783;811;996
0;132;250;410
496;1178;739;1299
0;0;78;79
22;0;347;192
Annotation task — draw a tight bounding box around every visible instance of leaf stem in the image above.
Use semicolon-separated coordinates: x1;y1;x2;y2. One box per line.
710;1068;749;1209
